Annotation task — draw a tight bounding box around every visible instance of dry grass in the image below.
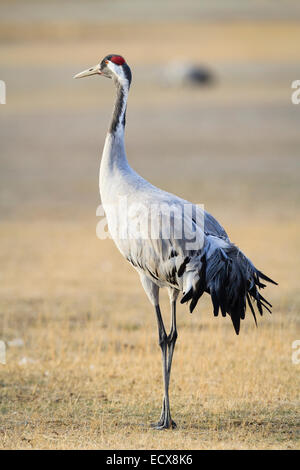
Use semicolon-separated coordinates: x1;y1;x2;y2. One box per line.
0;219;299;449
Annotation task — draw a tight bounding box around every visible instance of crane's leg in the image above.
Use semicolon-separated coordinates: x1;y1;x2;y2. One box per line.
152;298;178;430
138;275;178;429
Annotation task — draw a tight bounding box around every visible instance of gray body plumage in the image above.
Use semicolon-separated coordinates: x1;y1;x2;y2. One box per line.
100;125;275;335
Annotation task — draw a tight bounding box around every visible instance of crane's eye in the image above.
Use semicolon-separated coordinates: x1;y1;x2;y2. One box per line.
105;60;109;64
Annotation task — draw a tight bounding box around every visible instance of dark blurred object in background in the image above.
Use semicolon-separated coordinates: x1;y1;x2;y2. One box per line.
162;61;215;87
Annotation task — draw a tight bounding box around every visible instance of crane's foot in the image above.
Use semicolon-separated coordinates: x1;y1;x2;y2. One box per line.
151;418;177;430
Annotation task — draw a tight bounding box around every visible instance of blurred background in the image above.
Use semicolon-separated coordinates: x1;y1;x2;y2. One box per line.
0;0;299;449
1;0;300;222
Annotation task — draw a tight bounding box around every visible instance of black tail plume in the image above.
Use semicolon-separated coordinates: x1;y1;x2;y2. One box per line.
181;243;277;335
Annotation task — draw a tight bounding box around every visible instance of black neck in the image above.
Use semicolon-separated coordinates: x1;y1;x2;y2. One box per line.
109;79;129;135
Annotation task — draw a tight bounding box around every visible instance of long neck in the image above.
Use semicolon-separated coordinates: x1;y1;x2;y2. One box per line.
100;78;130;189
109;78;128;135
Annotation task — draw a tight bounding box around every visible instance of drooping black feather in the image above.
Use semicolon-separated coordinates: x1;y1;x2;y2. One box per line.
180;288;193;304
246;293;257;326
257;270;278;285
180;240;277;335
189;281;205;313
189;255;206;313
178;257;190;277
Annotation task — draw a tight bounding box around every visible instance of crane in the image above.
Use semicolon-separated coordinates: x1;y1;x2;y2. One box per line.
74;54;277;430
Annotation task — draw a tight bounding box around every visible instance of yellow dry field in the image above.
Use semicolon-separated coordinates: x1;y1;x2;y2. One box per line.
0;2;299;449
0;219;299;449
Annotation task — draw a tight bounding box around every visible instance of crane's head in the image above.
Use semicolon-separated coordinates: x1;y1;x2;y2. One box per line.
73;54;131;86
